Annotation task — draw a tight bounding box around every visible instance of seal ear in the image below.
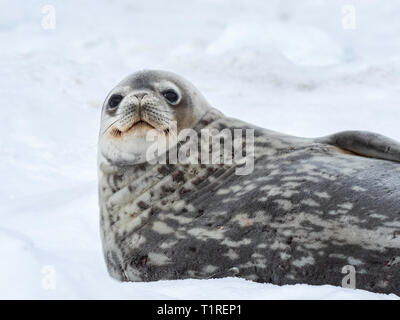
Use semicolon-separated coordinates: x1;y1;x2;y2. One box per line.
316;131;400;163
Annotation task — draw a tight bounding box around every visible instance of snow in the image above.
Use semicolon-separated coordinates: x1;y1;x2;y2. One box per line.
1;0;399;299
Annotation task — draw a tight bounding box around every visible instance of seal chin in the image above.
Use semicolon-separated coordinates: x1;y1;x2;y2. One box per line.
101;122;169;165
100;136;157;165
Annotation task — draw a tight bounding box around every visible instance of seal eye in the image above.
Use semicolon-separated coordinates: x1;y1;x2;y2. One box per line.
108;94;123;109
162;90;179;104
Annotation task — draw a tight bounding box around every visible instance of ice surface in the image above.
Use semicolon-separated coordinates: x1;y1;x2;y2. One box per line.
0;0;399;299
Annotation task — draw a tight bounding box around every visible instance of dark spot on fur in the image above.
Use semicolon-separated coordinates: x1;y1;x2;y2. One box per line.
172;171;185;183
158;165;171;176
179;187;189;195
196;209;204;218
113;174;123;185
140;255;148;266
137;201;149;210
161;185;175;194
192;177;203;185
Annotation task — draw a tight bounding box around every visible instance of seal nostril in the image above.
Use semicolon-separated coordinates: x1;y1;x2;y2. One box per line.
134;93;147;101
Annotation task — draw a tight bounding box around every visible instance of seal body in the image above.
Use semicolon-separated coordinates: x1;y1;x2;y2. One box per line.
98;70;400;294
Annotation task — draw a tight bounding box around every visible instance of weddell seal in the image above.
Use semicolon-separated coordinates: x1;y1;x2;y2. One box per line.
98;70;400;294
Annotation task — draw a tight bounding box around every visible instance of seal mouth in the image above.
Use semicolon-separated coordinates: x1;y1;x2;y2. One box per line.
127;120;156;131
109;120;152;137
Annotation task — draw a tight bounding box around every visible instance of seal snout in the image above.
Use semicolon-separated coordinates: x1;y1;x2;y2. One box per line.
134;92;147;122
107;91;173;138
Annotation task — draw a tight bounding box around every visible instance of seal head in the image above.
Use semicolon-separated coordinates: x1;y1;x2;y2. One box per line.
99;70;210;165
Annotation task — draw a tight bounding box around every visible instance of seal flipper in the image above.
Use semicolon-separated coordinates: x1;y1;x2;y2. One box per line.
315;130;400;163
